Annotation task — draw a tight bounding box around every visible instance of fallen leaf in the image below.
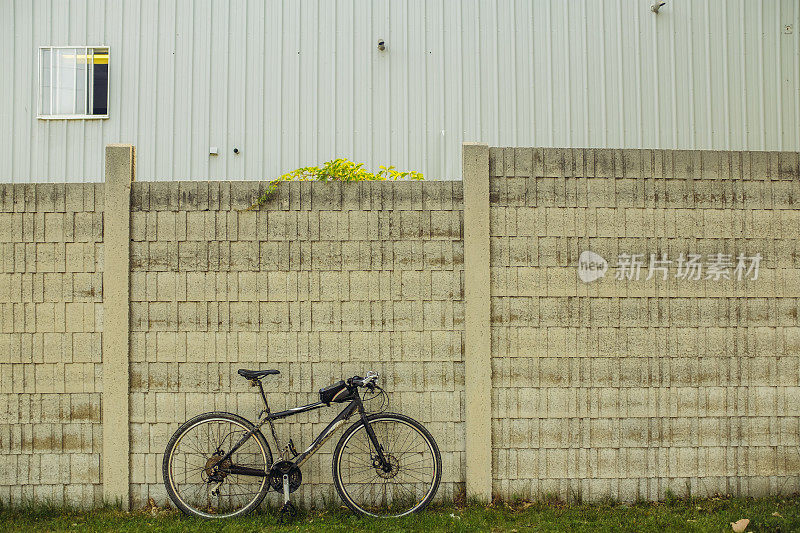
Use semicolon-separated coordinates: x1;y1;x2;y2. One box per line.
772;512;782;518
731;518;749;532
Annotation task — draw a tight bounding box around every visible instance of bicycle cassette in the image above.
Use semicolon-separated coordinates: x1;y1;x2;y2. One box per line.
268;460;302;493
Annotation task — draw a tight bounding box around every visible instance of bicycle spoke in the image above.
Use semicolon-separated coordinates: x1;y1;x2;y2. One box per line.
335;416;439;517
165;416;269;518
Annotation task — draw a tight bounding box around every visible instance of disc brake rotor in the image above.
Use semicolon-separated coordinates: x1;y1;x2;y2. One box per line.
375;455;400;479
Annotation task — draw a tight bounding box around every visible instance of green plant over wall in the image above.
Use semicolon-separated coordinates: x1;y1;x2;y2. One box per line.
250;158;423;210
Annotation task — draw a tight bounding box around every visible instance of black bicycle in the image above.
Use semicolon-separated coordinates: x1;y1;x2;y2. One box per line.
162;370;441;520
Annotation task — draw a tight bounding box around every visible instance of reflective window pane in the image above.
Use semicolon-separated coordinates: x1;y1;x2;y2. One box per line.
91;48;108;115
40;49;51;115
38;46;108;117
75;49;87;114
53;48;77;115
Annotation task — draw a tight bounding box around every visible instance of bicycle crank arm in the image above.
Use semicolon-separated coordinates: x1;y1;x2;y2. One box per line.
220;465;268;477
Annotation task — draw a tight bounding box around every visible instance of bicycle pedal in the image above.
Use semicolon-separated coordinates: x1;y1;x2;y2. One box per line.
277;502;297;524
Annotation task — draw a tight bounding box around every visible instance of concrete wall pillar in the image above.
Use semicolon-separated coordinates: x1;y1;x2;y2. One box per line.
462;142;492;502
102;144;134;509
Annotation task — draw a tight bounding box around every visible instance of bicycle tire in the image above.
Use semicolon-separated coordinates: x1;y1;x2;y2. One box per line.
332;412;441;517
162;411;272;518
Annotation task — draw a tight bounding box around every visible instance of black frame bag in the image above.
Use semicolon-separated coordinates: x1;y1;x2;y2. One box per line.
319;380;354;405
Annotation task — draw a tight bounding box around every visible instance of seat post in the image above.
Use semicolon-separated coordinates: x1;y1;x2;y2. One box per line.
255;380;270;411
254;378;284;453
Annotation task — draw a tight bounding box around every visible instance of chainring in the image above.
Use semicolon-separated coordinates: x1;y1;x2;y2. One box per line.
268;460;302;493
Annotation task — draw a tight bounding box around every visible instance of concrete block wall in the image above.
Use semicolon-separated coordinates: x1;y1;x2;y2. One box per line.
0;183;104;506
488;148;800;501
127;181;466;506
2;145;799;508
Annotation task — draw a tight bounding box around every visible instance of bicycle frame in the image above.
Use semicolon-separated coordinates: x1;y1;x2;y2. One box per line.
218;380;383;478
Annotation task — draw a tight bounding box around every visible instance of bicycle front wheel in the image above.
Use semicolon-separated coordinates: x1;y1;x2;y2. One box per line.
162;411;272;518
332;413;441;517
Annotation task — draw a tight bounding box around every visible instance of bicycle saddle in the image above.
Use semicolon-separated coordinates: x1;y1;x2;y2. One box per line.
237;369;280;380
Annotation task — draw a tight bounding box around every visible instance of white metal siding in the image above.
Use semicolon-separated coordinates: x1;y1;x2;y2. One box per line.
2;0;798;182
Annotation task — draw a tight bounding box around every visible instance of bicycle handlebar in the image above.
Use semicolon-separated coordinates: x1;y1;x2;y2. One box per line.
349;370;379;389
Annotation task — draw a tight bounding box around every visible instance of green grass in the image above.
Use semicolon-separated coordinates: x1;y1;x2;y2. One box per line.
1;495;798;532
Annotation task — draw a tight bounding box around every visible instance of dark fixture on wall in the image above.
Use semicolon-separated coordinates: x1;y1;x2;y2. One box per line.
377;39;386;51
233;148;240;154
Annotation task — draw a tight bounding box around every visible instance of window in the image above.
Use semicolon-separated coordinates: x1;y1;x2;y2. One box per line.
38;46;109;119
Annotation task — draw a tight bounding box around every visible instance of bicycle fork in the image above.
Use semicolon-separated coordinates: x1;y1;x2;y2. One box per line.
361;415;391;472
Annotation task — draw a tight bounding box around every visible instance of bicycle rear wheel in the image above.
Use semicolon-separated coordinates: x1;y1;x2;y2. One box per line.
162;411;272;518
332;413;441;517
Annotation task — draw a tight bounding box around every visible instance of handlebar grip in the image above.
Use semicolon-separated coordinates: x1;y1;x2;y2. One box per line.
350;374;377;388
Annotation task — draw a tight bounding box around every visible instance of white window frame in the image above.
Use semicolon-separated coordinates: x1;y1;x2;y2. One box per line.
37;45;110;120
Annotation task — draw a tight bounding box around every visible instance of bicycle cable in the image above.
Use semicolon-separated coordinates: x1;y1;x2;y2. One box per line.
362;385;389;414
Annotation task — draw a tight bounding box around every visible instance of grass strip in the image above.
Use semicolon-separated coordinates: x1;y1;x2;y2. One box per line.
0;495;797;532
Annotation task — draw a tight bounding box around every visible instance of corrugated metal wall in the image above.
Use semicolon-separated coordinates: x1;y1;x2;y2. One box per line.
2;0;798;182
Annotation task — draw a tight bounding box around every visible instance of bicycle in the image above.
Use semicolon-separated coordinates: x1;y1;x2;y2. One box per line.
162;369;441;520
